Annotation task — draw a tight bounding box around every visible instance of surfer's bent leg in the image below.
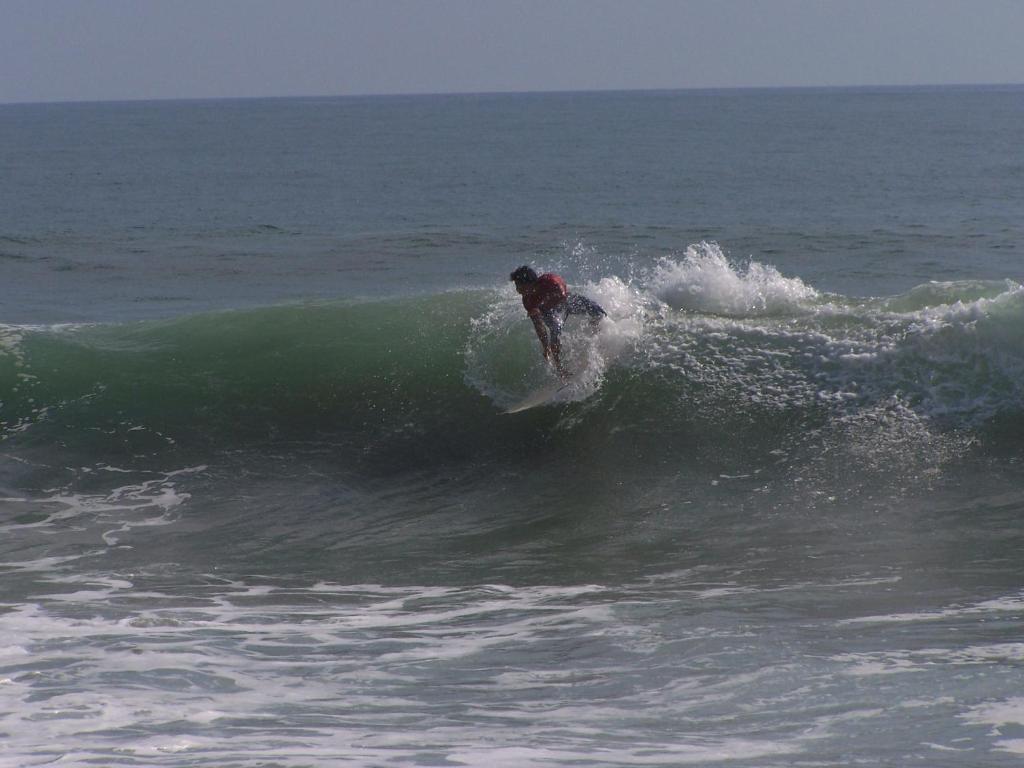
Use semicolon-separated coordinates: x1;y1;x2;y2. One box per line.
541;309;568;375
542;309;563;351
565;294;607;327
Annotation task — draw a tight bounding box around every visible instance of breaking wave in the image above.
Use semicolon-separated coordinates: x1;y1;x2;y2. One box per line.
2;243;1023;480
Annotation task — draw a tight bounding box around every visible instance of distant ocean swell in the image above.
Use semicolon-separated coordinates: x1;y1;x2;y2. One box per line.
2;243;1023;475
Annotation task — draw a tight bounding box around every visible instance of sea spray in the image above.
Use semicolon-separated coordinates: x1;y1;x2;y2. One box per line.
648;242;819;316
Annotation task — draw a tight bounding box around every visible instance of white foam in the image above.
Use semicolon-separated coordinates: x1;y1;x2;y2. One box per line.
842;591;1024;625
0;324;28;363
648;242;819;317
4;568;1024;766
466;249;1024;429
446;738;798;766
962;698;1024;728
464;278;645;409
0;575;817;767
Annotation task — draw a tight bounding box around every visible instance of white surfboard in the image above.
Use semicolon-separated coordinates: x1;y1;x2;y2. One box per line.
503;378;573;414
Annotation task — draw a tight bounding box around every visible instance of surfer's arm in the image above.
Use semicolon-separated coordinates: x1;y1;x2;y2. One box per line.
528;310;551;358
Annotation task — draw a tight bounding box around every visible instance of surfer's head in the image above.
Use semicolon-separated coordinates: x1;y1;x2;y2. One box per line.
510;266;538;285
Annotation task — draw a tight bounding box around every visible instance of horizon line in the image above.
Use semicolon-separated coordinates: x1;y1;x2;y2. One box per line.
3;80;1023;108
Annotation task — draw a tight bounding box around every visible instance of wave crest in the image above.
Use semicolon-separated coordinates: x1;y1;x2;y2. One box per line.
649;242;819;316
2;251;1024;469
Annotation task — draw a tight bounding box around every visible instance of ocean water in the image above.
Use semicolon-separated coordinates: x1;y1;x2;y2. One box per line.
1;86;1024;766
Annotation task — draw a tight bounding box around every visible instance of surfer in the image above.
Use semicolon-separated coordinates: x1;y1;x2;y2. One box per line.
510;266;606;378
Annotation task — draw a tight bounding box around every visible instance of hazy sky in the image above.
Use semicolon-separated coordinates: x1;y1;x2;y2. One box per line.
3;0;1023;103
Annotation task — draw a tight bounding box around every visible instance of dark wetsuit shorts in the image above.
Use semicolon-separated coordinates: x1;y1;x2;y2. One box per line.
541;293;607;342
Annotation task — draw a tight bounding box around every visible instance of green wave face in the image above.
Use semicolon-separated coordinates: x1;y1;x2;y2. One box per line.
0;294;491;458
3;270;1024;481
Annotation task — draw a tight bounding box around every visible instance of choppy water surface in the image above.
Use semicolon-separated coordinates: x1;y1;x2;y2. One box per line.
2;87;1024;766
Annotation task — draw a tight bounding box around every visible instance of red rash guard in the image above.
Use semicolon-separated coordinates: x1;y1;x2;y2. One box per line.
522;273;568;314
